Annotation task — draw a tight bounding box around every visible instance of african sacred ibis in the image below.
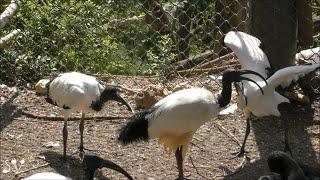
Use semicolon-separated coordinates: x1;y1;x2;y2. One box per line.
224;31;320;157
258;151;320;180
35;72;133;159
24;153;133;180
118;69;267;180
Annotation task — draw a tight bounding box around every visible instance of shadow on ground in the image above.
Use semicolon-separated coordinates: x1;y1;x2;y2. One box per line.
224;101;320;179
0;90;21;132
41;151;115;180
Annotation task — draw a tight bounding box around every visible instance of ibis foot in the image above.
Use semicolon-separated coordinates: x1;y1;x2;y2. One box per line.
231;149;248;159
231;154;250;175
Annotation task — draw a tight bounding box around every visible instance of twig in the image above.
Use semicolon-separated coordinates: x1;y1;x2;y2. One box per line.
21;110;130;121
190;142;204;150
214;122;241;147
189;156;211;180
14;163;50;175
192;136;203;142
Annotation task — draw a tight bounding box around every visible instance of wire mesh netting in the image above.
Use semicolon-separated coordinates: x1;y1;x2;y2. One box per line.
1;1;319;108
0;0;320;179
1;0;318;84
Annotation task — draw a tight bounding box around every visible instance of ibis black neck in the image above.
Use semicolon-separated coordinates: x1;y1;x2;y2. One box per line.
91;88;115;111
217;79;232;108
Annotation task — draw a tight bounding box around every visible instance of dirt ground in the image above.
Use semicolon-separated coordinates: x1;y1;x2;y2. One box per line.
0;76;319;180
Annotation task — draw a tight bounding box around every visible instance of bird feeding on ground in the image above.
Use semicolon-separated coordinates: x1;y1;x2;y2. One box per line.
224;31;320;158
24;153;133;180
258;151;320;180
118;69;267;180
35;72;133;160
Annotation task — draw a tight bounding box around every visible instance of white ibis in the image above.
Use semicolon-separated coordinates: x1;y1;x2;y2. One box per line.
35;72;133;159
24;153;133;180
258;151;319;180
224;31;320;157
118;69;267;180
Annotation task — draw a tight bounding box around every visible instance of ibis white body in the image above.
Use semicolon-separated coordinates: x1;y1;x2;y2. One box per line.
48;72;104;112
35;71;132;159
24;172;71;180
118;68;267;179
224;31;320;118
147;88;220;155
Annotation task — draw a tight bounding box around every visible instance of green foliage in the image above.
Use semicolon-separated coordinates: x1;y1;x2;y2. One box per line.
0;0;216;85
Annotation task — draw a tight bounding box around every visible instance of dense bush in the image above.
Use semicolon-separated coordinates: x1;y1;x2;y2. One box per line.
0;0;215;85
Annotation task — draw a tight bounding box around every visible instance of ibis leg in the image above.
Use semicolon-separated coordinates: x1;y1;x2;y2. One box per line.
175;146;184;180
232;117;250;158
63;119;68;160
79;112;85;153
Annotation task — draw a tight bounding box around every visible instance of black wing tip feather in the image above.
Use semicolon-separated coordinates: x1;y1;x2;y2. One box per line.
118;109;153;145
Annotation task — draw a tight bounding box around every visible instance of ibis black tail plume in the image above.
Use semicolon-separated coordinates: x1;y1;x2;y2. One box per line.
118;109;154;144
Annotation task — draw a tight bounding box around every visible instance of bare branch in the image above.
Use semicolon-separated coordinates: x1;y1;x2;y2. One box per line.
174;50;219;71
176;64;240;77
0;0;21;29
108;15;145;28
21;110;130;121
195;53;236;69
0;29;21;48
14;163;50;176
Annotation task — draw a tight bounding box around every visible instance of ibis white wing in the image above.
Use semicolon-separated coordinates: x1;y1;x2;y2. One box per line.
49;72;103;110
240;64;319;117
266;64;320;88
224;31;270;79
148;88;219;138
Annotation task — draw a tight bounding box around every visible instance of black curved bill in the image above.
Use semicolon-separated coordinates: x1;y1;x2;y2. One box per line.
83;154;133;180
239;69;268;86
239;76;265;95
113;94;134;112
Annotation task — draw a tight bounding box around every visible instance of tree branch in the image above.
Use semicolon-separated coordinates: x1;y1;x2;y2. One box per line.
176;64;240;77
21;110;130;121
108;15;145;28
0;29;21;48
0;0;21;29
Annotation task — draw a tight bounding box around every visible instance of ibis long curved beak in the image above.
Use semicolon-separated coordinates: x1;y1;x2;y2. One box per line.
237;70;267;95
239;69;268;85
239;76;265;95
83;154;133;180
113;94;134;113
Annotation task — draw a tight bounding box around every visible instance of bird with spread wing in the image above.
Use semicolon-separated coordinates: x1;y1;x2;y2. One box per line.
224;31;320;159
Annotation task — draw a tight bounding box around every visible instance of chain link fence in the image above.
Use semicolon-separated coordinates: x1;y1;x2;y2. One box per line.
0;0;319;90
0;1;319;179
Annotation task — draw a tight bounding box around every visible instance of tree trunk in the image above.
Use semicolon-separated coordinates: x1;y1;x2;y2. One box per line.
247;0;297;71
